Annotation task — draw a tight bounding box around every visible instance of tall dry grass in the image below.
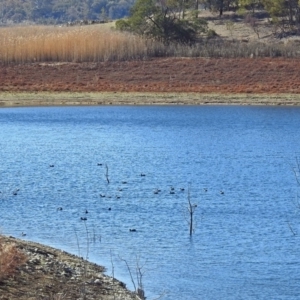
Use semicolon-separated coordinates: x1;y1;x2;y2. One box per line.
0;24;160;63
0;237;27;281
1;24;300;63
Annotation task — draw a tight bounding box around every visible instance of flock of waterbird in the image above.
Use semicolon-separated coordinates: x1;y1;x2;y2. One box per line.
7;162;225;237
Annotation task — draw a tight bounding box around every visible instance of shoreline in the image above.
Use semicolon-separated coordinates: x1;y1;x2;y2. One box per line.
1;92;300;107
0;234;141;300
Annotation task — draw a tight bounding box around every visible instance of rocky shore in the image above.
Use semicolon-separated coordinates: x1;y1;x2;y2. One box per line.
1;91;300;107
0;235;141;300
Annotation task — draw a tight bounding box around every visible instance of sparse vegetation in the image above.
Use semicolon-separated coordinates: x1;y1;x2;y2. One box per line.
119;255;146;300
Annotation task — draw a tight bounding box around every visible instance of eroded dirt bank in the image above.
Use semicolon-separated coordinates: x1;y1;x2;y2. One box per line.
0;58;300;106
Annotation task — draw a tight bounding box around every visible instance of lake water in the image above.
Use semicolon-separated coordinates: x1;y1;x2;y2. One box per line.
1;105;300;300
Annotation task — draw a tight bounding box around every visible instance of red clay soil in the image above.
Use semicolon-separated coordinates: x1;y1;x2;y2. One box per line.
0;57;300;94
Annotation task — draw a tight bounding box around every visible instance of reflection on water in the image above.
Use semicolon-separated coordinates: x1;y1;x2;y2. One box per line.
1;105;300;299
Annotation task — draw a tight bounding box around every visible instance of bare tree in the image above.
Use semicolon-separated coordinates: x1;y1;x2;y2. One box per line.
119;255;146;300
105;164;110;184
292;157;300;186
244;14;260;38
186;187;197;236
286;157;300;235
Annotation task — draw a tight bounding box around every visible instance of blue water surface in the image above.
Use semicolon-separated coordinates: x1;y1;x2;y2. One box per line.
1;105;300;300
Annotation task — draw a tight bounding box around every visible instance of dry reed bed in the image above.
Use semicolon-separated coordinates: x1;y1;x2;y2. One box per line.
0;25;154;63
1;24;300;64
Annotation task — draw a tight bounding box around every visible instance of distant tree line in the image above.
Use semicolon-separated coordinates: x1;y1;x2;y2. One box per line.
202;0;300;27
203;0;300;35
1;0;300;34
0;0;135;24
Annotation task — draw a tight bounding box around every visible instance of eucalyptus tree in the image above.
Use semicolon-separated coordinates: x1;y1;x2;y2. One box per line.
261;0;300;33
202;0;238;14
238;0;262;13
115;0;208;44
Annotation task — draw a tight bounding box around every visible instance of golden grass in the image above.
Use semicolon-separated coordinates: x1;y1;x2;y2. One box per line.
0;236;27;281
0;24;153;63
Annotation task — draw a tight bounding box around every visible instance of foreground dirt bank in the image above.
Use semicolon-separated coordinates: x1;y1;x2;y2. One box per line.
0;58;300;106
0;235;140;300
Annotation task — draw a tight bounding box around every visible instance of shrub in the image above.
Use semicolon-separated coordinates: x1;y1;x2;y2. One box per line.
0;237;27;281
